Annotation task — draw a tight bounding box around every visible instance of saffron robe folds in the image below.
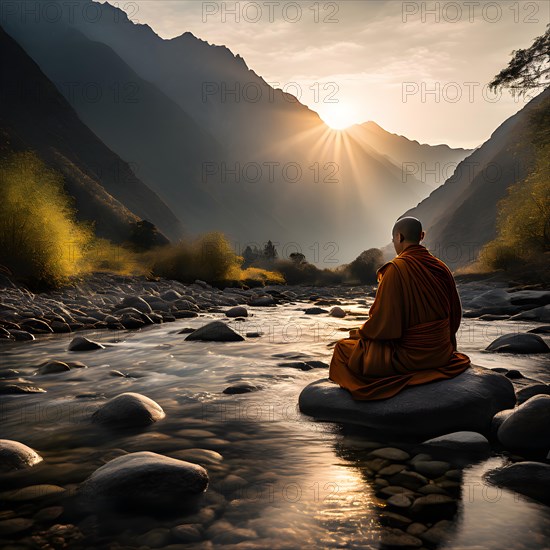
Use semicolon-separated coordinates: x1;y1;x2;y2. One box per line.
328;244;471;400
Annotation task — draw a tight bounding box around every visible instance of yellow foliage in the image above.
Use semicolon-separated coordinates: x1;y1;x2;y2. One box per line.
81;238;147;276
0;151;92;287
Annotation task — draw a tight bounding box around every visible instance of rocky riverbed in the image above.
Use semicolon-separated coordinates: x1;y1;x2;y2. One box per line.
0;273;549;549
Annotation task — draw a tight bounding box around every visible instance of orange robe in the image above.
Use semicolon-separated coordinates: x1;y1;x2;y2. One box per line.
329;244;470;400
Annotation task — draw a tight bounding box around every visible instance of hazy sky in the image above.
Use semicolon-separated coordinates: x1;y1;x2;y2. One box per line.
115;0;549;149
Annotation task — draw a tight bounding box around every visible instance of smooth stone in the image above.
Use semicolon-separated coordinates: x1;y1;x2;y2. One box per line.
497;395;550;450
119;296;153;314
33;506;63;522
379;527;422;548
160;290;182;302
529;325;550;334
417;484;449;496
0;383;46;394
486;333;550;354
510;305;550;322
68;336;105;351
80;451;209;509
37;360;71;375
298;366;516;438
0;484;65;501
92;392;165;428
379;511;412;529
225;306;248;318
418;431;491;458
516;384;550;404
389;471;429;491
379;486;415;498
185;321;244;342
387;493;412;508
223;382;264;394
378;464;407;476
171;523;203;543
509;290;550;306
0;440;43;472
505;369;524;379
365;458;390;472
369;448;410;461
304;307;328;315
485;461;550;506
406;523;427;537
412;460;450;478
329;306;346;318
8;330;35;341
420;519;454;545
0;518;34;535
409;494;458;521
249;295;275;306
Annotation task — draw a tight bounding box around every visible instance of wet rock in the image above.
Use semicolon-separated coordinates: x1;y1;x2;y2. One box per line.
529;325;550;334
171;523;203;543
387;493;412;509
223;382;264;394
510;305;550;322
160;290;182;302
486;333;550;354
497;395;550;450
379;527;422;549
20;318;53;333
411;460;450;478
505;369;524;379
378;464;406;476
0;517;34;535
329;306;346;318
185;321;244;342
298;366;515;438
420;519;454;546
389;471;428;491
80;451;208;510
0;484;65;501
516;383;550;404
417;431;491;458
379;511;412;529
92;392;166;428
68;336;105;351
409;494;458;521
118;296;153;314
0;440;43;472
8;330;35;341
406;523;427;537
304;307;328;315
37;360;71;375
0;383;46;394
509;290;550;307
225;306;248;318
485;461;550;506
369;448;410;462
490;409;515;438
249;295;275;306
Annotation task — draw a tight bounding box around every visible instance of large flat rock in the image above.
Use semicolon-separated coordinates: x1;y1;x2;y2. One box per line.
298;366;516;438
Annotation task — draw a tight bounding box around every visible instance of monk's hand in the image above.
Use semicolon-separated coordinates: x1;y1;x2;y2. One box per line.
349;328;361;339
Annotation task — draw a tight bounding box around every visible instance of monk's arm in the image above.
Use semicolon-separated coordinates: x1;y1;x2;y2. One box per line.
358;263;404;340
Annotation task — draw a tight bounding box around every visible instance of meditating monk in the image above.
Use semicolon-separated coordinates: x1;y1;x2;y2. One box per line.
328;216;471;400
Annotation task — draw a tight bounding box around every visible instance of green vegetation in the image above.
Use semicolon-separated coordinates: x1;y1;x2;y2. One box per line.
478;95;550;277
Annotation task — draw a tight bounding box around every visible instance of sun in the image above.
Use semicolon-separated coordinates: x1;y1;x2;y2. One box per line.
319;105;357;130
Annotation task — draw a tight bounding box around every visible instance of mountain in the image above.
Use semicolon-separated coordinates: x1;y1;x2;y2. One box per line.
2;1;473;263
400;87;550;269
347;122;473;189
0;25;180;243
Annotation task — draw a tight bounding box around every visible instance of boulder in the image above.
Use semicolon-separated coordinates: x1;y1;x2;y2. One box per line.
417;432;491;459
509;291;550;307
484;461;550;506
510;305;550;322
92;392;166;428
249;295;275;307
222;382;264;394
185;321;244;342
68;336;105;351
118;296;153;314
329;306;346;318
529;325;550;334
485;333;550;354
298;366;516;438
225;306;248;318
0;440;43;472
304;307;328;315
516;384;550;405
497;395;550;450
37;360;71;375
80;451;208;510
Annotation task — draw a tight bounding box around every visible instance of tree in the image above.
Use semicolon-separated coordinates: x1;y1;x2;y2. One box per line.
347;248;384;284
289;252;306;264
489;24;550;96
263;240;278;260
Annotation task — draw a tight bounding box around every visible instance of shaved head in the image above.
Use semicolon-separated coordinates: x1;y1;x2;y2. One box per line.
393;217;423;244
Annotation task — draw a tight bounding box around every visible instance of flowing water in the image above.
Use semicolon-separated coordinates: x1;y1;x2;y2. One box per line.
0;299;549;549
